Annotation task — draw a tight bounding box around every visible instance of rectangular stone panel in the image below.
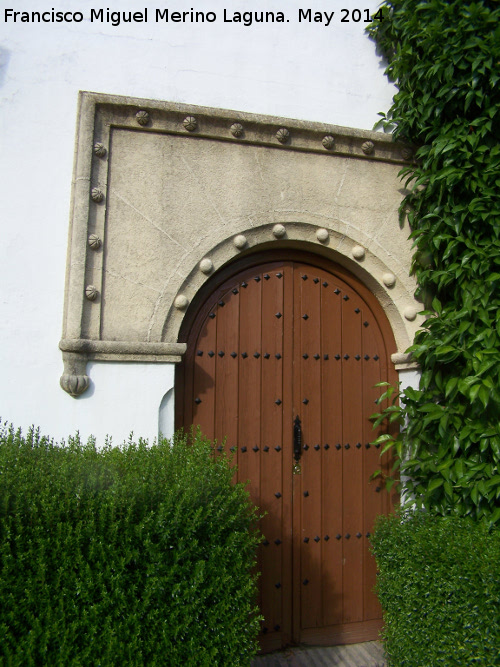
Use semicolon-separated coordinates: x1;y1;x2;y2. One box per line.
61;92;417;374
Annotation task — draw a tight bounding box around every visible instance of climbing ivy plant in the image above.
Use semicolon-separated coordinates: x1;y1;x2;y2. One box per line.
367;0;500;524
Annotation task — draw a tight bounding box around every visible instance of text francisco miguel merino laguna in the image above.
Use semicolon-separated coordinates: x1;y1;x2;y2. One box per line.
3;7;343;27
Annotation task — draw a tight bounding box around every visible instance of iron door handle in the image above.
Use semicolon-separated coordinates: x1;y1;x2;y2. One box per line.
293;415;302;462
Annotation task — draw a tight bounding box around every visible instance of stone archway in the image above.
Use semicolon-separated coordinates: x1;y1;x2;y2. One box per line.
59;94;420;399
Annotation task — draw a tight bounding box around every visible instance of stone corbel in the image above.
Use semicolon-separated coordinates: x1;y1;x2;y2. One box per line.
391;352;419;371
59;339;187;397
60;351;90;397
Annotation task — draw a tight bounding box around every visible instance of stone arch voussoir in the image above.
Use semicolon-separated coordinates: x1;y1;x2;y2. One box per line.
160;221;421;359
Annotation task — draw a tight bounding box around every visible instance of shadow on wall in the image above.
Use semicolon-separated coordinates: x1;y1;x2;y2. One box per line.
159;387;174;440
0;48;10;87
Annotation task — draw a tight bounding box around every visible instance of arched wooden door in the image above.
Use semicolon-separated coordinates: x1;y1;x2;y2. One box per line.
176;251;397;652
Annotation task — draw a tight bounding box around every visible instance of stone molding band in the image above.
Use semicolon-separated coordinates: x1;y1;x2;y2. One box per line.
59;341;417;397
82;92;413;165
60;339;186;358
59;340;187;396
391;352;419;371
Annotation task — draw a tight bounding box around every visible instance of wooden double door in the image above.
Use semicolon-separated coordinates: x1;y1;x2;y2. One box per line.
176;251;397;651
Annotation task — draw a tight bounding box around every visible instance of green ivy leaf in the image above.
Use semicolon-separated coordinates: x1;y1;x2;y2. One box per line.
427;478;444;493
367;0;500;524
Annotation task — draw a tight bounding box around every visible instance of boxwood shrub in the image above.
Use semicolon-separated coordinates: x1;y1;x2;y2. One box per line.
371;512;500;666
0;422;261;666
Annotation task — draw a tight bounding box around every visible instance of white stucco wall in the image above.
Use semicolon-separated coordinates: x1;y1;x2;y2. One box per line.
0;0;397;445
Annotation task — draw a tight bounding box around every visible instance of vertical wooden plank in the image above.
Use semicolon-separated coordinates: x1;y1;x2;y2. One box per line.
297;265;323;631
281;262;295;647
237;273;264;640
291;263;303;644
238;273;262;497
191;308;217;439
259;266;286;640
214;288;240;452
361;309;386;620
320;270;344;628
341;290;364;625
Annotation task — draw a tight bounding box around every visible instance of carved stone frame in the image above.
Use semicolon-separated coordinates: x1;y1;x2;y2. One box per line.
60;91;418;396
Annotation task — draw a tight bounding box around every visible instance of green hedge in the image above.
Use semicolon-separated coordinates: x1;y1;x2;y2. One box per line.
0;422;261;666
371;512;500;666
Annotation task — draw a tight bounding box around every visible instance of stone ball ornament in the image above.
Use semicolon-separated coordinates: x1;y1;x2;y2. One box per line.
322;135;335;150
404;306;418;321
88;234;102;250
85;285;99;301
94;143;106;157
199;258;214;274
230;123;244;138
401;146;413;161
316;228;329;243
361;140;375;155
135;110;150;126
91;187;104;203
183;116;197;132
233;234;247;249
174;295;189;310
272;224;286;239
276;128;290;144
352;245;366;260
383;272;397;288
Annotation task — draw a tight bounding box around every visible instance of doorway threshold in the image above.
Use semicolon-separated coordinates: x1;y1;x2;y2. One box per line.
251;640;386;667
